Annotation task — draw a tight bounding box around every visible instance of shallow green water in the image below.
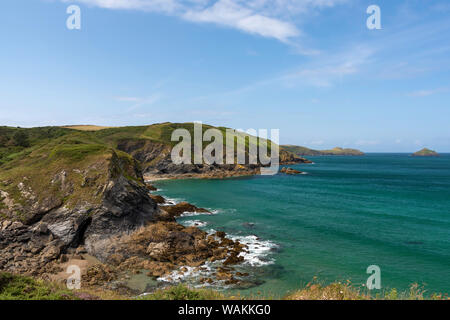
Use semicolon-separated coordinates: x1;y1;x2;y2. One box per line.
154;154;450;297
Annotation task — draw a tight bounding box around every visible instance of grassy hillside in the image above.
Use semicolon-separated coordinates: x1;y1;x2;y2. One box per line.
0;123;292;222
281;145;364;156
0;123;281;171
1;272;446;300
281;145;322;156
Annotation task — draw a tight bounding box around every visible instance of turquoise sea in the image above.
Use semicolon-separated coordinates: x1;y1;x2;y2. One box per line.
153;154;450;297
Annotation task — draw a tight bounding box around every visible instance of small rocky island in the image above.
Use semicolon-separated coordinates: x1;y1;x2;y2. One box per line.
412;148;439;157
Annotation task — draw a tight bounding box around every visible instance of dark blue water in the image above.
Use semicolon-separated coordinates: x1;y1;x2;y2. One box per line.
154;154;450;296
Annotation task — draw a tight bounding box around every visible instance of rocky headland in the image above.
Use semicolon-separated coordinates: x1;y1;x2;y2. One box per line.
0;123;304;294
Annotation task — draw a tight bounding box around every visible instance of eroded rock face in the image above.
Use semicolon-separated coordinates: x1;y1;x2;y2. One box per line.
0;151;164;276
83;175;170;259
0;220;65;276
279;150;313;165
98;222;247;279
147;159;261;179
162;202;210;218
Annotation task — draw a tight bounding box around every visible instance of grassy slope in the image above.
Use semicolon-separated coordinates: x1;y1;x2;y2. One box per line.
0;123;279;221
281;145;364;156
0;272;76;300
1;272;446;300
0;126;144;221
1;122;274;169
281;145;322;156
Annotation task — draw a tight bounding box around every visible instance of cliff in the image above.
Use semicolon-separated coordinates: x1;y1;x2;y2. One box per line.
0;123;301;285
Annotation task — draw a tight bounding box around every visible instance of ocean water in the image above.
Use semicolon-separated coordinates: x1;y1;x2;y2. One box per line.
153;154;450;297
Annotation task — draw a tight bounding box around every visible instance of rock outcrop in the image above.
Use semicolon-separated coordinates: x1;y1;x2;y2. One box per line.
280;167;303;175
412;148;439;157
0;149;166;275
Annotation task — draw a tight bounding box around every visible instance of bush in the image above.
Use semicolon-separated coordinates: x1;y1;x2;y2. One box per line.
13;131;30;148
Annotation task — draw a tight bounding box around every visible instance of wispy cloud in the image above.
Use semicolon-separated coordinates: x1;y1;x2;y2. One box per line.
115;94;161;111
61;0;347;44
115;96;142;102
183;0;300;43
407;87;450;97
280;46;374;87
355;139;379;146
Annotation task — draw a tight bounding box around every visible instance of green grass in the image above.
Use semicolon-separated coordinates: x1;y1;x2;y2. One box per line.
0;272;76;300
48;144;108;162
284;279;448;300
0;273;447;300
137;284;227;300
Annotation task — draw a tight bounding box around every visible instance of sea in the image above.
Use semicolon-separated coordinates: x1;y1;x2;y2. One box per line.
151;154;450;297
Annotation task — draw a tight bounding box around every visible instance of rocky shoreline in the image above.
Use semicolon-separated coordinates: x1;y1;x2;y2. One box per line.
0;126;311;296
0;171;263;295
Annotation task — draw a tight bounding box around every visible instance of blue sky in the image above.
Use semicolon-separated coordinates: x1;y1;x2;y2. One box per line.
0;0;449;152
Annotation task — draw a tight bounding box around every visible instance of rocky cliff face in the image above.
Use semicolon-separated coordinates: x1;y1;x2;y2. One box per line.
0;149;167;274
279;150;313;164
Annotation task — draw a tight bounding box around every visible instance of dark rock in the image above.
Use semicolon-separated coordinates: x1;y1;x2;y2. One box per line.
163;202;210;218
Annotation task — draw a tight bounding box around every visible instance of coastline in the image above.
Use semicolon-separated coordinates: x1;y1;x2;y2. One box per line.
141;180;278;293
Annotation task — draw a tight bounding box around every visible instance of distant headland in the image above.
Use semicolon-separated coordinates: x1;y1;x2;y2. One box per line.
281;145;364;156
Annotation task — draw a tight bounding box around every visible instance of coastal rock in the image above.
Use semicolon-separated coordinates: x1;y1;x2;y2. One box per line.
162;202;210;218
279;150;313;165
87;221;248;282
280;167;303;175
0;150;166;275
412;148;439;157
149;194;166;204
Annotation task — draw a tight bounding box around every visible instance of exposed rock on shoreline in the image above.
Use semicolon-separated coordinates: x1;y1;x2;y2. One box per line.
162;202;211;218
280;167;303;175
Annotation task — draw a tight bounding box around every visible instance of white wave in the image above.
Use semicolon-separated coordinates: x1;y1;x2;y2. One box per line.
157;263;217;287
179;211;209;217
229;234;278;267
181;220;208;227
205;229;277;267
158;197;182;206
156;230;277;289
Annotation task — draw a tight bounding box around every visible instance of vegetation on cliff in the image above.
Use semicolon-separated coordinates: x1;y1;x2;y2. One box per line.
282;145;364;156
1;272;447;300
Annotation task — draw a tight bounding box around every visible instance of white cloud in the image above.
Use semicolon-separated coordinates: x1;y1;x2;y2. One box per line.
407;87;450;97
355;139;379;146
310;140;324;146
61;0;347;43
115;94;161;111
279;45;374;87
115;96;141;102
183;0;300;42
